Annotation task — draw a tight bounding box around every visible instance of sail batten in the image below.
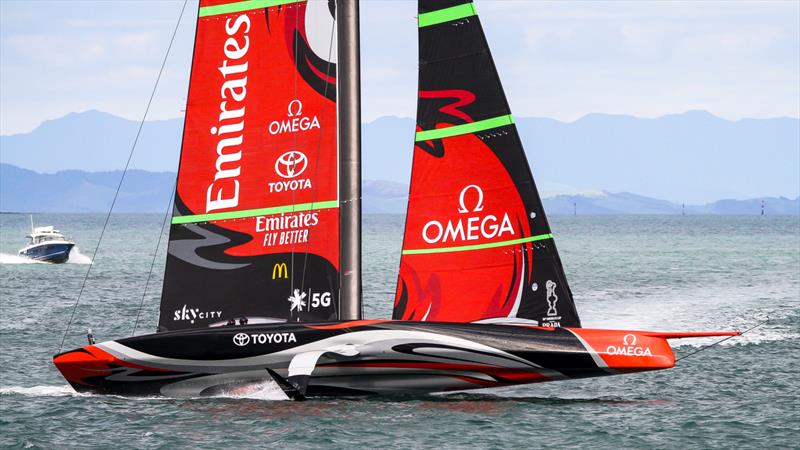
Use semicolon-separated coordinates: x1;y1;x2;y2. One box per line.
394;0;581;328
402;233;553;256
415;114;514;141
418;3;477;28
172;200;338;225
199;0;306;18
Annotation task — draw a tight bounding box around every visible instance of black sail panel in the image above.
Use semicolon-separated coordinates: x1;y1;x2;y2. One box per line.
393;0;581;327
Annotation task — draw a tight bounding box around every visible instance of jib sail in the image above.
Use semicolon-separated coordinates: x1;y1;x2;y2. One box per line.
160;0;340;331
393;0;581;327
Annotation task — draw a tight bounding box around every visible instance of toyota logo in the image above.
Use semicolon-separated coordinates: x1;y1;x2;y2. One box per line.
275;150;308;179
623;334;637;346
233;333;250;347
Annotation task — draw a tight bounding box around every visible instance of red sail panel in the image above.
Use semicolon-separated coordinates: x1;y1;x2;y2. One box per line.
159;0;340;331
399;134;531;322
394;0;581;327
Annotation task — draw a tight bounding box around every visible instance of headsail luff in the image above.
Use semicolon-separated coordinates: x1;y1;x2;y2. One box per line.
159;0;340;331
393;0;581;327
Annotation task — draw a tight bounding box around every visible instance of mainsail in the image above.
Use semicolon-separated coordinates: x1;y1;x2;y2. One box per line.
393;0;581;327
160;0;340;331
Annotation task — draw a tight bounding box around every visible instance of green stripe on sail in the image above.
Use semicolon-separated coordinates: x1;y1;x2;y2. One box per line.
402;233;553;255
415;114;514;141
199;0;304;18
172;200;338;224
418;3;477;28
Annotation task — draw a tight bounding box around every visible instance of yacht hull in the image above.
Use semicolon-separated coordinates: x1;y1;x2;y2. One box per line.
54;321;734;398
19;242;74;263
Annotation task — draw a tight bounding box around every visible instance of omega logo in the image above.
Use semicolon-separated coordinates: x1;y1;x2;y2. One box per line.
458;184;484;213
287;99;303;117
268;99;320;135
421;184;514;245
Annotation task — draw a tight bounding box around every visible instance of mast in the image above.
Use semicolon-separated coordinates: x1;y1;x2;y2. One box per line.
337;0;363;320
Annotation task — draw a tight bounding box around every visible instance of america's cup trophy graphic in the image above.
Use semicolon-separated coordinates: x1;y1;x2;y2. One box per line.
546;280;558;316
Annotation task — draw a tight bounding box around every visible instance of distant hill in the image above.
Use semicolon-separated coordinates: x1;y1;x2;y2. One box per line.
363;180;409;214
0;164;174;213
543;192;799;215
2;164;796;215
1;110;797;204
364;112;799;204
0;111;182;174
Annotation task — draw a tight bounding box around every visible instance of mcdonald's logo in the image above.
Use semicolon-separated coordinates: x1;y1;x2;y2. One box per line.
272;263;288;279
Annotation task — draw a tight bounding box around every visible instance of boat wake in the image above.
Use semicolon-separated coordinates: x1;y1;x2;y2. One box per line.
0;385;82;397
580;285;799;349
668;315;797;348
0;253;42;264
211;379;289;401
0;383;290;401
66;247;92;264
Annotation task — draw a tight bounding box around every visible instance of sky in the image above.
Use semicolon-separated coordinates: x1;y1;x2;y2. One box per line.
1;0;799;135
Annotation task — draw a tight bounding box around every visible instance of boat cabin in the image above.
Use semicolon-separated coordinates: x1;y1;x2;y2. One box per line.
26;226;68;245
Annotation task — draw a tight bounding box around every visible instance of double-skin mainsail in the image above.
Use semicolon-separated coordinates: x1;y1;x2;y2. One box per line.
160;0;352;331
394;0;581;327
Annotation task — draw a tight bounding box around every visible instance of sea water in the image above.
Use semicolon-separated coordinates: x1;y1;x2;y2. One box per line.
1;213;798;448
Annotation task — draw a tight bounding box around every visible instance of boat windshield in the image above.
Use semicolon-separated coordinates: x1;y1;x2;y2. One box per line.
31;234;64;245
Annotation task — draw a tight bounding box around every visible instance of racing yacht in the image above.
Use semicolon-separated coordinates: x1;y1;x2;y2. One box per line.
53;0;737;399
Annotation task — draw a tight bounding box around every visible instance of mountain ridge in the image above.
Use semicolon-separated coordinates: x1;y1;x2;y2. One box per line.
2;164;796;215
1;109;797;204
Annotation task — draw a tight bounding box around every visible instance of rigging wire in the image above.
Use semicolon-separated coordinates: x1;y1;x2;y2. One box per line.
299;4;338;317
289;0;302;310
58;0;189;353
278;1;300;320
675;315;770;363
131;185;176;337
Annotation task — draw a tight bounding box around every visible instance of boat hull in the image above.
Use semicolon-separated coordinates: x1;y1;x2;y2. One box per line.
53;321;688;397
19;242;74;263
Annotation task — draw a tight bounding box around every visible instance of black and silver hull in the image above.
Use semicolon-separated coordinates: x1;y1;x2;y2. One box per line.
53;320;731;398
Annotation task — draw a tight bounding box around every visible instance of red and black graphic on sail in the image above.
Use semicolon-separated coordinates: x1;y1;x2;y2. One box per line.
393;0;581;327
160;0;340;331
